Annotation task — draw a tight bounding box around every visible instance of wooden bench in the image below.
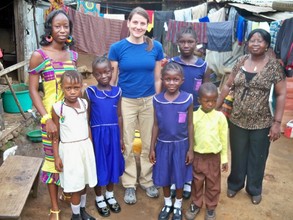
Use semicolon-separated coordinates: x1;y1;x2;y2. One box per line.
0;155;43;219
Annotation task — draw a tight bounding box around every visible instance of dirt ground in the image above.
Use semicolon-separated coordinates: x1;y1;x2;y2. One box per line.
8;53;293;219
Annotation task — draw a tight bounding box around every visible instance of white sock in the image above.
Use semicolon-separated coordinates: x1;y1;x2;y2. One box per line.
96;195;106;208
184;181;192;192
71;203;81;215
164;196;172;207
174;198;182;209
80;194;86;208
105;190;116;205
170;184;176;190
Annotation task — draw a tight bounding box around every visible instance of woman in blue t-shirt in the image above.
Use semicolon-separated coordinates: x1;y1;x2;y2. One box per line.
108;6;164;205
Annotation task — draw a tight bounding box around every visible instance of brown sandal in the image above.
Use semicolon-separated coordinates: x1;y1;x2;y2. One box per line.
49;209;61;220
59;191;71;203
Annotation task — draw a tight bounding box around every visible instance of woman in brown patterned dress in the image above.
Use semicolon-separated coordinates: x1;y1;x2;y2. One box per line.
217;29;286;205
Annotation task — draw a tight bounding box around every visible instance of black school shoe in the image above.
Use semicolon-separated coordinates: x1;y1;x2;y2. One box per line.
95;200;110;217
172;207;182;220
71;213;82;220
80;207;96;220
106;197;121;213
159;205;173;220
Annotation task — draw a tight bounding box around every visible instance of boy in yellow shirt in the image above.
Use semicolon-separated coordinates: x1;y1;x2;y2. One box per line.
185;82;228;220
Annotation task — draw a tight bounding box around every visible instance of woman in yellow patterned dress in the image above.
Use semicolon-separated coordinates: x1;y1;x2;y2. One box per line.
29;10;77;220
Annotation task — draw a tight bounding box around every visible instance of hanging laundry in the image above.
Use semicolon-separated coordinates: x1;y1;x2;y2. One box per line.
153;11;174;42
77;0;101;17
166;20;207;44
270;20;282;50
199;16;209;22
228;7;238;41
67;7;124;55
146;10;154;32
208;7;226;22
236;15;246;45
206;21;233;52
45;0;64;19
103;14;125;20
191;3;207;21
174;8;192;21
275;18;293;77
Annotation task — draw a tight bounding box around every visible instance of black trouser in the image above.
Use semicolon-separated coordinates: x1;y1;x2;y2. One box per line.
227;122;270;196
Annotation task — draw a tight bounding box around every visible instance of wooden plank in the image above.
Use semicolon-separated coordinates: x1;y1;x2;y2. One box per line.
0;60;28;78
0;155;43;219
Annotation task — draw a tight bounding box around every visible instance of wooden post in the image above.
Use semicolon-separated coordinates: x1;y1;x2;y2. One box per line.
0;61;28;119
14;0;25;82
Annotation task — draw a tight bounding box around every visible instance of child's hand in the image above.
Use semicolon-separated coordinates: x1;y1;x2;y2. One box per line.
185;150;194;165
149;150;156;164
222;163;228;172
55;156;63;172
120;139;125;153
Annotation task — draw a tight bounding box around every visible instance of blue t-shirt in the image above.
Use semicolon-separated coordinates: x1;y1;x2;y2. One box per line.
170;56;207;110
108;39;164;98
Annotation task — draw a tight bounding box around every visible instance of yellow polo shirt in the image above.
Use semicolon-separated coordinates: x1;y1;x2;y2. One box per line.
193;108;228;164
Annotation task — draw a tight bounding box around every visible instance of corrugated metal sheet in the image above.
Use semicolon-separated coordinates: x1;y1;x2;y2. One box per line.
228;3;275;13
214;0;293;7
257;11;293;20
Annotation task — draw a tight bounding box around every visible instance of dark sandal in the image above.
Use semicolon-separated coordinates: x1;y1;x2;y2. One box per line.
106;196;121;213
95;200;110;217
159;205;173;220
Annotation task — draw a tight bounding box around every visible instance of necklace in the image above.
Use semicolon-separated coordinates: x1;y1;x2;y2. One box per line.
250;55;267;72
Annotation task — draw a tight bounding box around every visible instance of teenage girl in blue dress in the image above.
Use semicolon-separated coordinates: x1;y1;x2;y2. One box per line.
170;26;212;199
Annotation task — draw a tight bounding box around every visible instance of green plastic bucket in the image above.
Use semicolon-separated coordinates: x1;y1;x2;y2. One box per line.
2;83;32;113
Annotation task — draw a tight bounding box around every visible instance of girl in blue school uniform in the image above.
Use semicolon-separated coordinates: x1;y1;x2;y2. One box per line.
149;62;194;220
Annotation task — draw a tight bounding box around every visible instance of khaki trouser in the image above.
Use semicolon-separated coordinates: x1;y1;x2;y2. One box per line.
121;96;154;189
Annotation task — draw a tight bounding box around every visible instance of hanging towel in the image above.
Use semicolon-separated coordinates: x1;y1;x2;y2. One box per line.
206;21;233;52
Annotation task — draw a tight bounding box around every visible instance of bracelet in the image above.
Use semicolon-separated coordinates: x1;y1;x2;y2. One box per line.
273;119;281;124
41;114;52;124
